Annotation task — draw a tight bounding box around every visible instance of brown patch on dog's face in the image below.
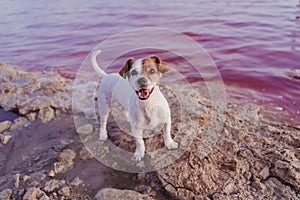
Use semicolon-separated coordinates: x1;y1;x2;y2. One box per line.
141;56;170;85
119;58;135;78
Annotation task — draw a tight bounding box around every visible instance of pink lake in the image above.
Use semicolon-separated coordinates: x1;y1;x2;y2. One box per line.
0;0;299;124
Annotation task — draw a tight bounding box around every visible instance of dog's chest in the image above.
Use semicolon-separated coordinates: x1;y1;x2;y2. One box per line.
143;105;167;127
130;102;169;129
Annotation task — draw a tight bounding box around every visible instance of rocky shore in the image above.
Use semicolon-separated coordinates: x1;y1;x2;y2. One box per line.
0;63;299;199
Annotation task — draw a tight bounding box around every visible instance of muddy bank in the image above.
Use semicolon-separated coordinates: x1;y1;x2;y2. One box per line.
0;63;299;199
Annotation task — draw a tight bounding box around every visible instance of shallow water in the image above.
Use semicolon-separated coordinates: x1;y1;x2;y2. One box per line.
0;0;299;123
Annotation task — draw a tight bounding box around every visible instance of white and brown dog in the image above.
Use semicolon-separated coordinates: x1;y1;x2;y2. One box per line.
91;50;178;161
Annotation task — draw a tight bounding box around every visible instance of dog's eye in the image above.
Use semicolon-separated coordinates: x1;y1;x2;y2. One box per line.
131;70;138;76
149;68;156;74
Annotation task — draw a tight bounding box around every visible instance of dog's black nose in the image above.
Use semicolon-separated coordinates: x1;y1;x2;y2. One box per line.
137;77;147;86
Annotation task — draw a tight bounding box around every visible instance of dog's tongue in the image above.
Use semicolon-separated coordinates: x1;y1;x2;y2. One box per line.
138;89;149;99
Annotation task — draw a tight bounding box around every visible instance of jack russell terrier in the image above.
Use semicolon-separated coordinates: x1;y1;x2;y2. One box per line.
91;50;178;161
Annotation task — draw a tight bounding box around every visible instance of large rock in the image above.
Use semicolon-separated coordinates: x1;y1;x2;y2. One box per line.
156;102;300;199
95;188;154;200
0;63;72;122
273;160;300;190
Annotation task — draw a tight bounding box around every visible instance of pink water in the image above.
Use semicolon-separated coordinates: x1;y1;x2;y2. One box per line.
0;1;300;124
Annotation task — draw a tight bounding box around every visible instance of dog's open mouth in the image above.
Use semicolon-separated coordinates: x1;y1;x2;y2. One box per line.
136;88;154;100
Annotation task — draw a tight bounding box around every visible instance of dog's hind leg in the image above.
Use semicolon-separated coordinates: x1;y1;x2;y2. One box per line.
98;95;111;141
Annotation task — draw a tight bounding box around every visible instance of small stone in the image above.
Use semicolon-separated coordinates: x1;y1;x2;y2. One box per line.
95;188;154;200
26;112;37;121
137;173;146;180
58;186;71;196
76;124;93;135
259;166;269;180
11;117;29;131
71;177;83;187
224;182;236;194
55;109;62;117
23;175;31;182
54;149;76;174
0;134;12;144
134;185;152;195
23;187;50;200
0;120;11;133
48;170;55;177
15;173;20;188
58;149;76;161
79;147;93;160
252;181;266;192
38;107;55;123
44;179;65;192
0;189;12;200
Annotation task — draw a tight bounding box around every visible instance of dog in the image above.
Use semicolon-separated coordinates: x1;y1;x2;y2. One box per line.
91;50;178;161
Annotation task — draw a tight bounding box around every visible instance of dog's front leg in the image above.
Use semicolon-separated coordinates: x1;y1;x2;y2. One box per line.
132;127;145;162
164;117;178;150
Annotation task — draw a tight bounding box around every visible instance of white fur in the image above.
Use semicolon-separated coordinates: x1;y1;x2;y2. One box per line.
91;50;178;161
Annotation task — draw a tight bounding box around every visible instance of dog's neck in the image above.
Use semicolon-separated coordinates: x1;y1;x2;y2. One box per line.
135;85;164;127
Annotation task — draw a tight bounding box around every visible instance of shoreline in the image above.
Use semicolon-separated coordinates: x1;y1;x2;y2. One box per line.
0;63;299;199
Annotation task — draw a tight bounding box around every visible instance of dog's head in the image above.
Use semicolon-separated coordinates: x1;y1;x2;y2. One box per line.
119;56;170;100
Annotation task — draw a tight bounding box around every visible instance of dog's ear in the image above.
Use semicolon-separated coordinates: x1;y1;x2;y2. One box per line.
119;58;135;78
151;56;170;74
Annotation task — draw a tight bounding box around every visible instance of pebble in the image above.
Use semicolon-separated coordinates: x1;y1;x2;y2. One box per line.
76;124;93;135
0;135;12;145
58;186;71;196
0;121;11;133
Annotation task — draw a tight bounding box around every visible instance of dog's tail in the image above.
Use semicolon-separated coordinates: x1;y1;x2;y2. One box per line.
91;50;106;77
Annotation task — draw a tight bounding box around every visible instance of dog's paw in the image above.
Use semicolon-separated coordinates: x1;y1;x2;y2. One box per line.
134;149;145;162
99;130;108;141
165;140;179;150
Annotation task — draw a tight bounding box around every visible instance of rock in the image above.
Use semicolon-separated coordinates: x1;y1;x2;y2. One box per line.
15;173;20;188
48;170;55;177
95;188;154;200
53;149;76;174
44;179;65;192
23;175;31;182
0;189;12;200
0;64;72;120
38;107;55;123
10;117;30;131
23;187;50;200
155;99;300;199
79;147;94;160
259;166;269;180
76;123;93;135
71;177;83;187
0;120;11;133
58;186;71;196
26;112;37;121
134;185;153;195
264;177;298;199
273;160;300;190
0;134;12;144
